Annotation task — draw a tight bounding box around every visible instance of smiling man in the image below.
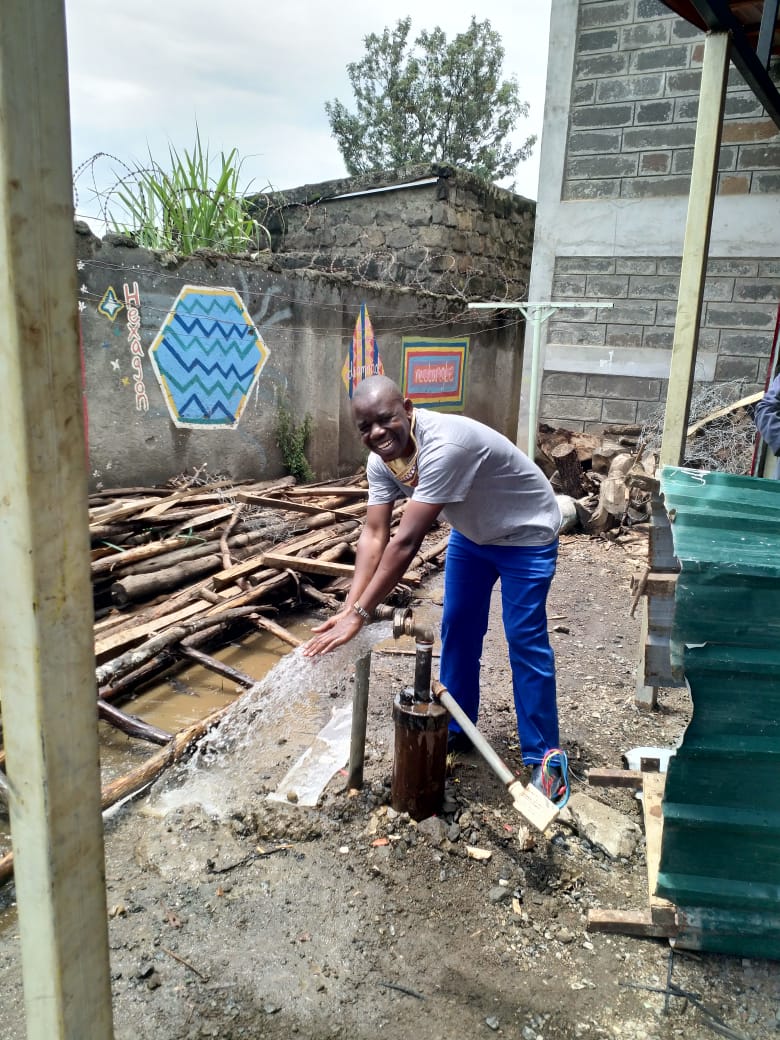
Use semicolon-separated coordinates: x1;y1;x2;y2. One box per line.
303;375;564;798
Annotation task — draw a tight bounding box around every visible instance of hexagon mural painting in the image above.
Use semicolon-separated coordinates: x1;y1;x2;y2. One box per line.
149;285;269;428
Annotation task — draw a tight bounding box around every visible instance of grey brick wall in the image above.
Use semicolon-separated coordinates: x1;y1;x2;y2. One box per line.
540;255;780;431
565;0;780;200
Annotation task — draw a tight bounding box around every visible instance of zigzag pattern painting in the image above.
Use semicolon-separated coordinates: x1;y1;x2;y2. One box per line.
150;286;270;428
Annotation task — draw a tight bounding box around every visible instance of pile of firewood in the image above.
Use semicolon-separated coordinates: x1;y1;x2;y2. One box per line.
90;474;448;716
537;424;657;535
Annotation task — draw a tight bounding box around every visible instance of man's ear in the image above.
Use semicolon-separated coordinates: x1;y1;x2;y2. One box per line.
403;398;414;418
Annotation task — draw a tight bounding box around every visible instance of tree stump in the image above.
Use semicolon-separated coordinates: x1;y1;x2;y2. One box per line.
551;443;586;498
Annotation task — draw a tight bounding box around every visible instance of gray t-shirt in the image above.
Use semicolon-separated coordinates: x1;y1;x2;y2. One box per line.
366;409;561;546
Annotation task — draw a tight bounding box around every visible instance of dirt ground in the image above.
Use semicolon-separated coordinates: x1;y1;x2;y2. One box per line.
1;528;779;1039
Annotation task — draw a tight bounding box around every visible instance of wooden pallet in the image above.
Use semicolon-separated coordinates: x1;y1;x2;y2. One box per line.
586;767;679;939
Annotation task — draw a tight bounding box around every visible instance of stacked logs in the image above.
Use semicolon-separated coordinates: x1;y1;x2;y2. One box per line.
91;473;449;713
537;424;656;535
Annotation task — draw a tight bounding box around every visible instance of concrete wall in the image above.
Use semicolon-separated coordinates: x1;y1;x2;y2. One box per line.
77;225;523;490
253;164;536;302
525;0;780;435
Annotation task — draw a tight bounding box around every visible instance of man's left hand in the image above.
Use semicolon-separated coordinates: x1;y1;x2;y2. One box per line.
303;610;365;656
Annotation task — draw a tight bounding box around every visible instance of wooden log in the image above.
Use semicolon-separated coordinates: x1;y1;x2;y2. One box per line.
250;616;303;648
299;583;342;611
111;555;223;606
220;503;245;570
551;442;586;498
97;701;172;745
177;646;256;688
95;606;278;687
98;705;231;810
89;495;166;524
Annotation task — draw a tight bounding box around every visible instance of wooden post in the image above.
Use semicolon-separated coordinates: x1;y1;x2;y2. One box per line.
659;31;730;468
348;654;372;789
0;2;115;1037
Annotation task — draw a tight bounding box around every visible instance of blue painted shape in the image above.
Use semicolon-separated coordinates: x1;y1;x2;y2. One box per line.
149;286;270;428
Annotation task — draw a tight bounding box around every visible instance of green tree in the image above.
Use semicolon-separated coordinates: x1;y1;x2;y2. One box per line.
325;16;535;184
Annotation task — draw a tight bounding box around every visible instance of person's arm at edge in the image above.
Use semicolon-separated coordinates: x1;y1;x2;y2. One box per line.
303;499;442;656
755;372;780;455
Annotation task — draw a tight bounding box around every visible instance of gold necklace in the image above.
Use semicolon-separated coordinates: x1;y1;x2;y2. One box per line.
385;410;419;487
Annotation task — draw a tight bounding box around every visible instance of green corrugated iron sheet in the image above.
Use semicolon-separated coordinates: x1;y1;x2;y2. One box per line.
657;467;780;958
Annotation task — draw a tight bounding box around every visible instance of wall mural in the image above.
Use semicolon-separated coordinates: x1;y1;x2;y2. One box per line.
341;303;383;398
401;337;468;410
149;285;270;429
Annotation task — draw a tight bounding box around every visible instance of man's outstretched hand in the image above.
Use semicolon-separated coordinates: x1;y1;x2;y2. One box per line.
303;608;364;657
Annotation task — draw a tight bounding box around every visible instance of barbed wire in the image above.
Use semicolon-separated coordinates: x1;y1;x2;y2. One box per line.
640;379;758;475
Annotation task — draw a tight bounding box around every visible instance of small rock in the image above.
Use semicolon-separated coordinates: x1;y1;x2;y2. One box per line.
446;823;461;842
556;926;575;943
146;971;162;990
485;1016;500;1031
489;886;511;904
565;792;641;859
417;816;448;845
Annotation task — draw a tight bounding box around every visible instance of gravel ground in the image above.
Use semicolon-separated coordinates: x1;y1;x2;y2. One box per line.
0;527;778;1039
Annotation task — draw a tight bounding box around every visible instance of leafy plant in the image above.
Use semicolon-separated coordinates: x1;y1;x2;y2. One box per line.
325;16;535;184
106;131;270;255
275;395;314;484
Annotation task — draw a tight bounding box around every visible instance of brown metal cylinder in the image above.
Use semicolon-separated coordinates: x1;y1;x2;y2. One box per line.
391;693;449;820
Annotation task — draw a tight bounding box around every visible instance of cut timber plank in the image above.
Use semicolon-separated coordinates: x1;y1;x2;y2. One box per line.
262;553;354;578
587;767;644;790
585;768;677;939
643;770;674;913
587;909;676;938
94;601;206;661
236;494;358;521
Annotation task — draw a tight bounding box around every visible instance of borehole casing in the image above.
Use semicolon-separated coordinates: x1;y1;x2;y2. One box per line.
391;693;448;820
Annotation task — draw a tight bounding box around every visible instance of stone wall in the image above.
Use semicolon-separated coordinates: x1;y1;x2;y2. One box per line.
252;164;535;301
566;0;780;201
76;226;523;489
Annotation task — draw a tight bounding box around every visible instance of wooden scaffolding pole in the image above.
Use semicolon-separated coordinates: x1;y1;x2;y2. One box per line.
0;2;115;1037
659;31;730;468
637;30;730;709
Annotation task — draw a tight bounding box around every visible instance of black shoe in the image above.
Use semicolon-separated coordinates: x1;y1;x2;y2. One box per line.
447;730;473;754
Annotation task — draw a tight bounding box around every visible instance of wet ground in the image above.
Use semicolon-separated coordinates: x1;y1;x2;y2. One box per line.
0;531;778;1039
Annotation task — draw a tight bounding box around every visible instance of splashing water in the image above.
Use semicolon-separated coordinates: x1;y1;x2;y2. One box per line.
146;622;393;818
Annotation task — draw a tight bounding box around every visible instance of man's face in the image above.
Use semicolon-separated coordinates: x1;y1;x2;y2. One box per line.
352;389;414;462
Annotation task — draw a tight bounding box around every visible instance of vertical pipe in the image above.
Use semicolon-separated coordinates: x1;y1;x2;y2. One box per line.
347;653;371;789
659;31;730;468
0;2;115;1037
527;309;541;458
413;640;433;702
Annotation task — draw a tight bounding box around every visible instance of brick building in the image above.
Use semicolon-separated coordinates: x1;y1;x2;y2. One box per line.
526;0;780;435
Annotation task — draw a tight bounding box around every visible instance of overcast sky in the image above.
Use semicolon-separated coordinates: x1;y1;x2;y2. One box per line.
65;0;553;225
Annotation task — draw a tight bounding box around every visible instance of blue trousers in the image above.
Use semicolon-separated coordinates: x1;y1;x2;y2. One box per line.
440;530;559;765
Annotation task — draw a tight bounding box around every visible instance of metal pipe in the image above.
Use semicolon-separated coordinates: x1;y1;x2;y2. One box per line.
347;652;371;789
372;603;436;645
431;680;515;787
413;639;433;702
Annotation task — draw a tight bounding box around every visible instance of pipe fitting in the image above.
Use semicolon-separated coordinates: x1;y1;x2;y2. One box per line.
372;603;436;645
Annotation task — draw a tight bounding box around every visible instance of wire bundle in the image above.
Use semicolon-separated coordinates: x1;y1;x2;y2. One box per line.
539;748;570;808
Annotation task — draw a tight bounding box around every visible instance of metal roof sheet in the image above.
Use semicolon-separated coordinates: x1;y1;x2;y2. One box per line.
657;466;780;958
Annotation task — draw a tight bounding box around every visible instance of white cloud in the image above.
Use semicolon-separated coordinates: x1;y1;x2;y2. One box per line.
66;0;552;219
